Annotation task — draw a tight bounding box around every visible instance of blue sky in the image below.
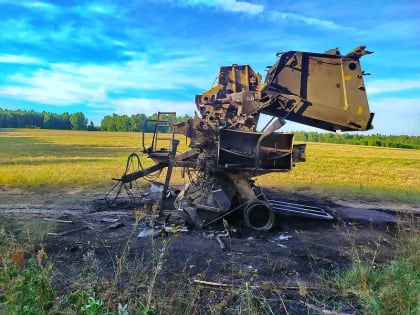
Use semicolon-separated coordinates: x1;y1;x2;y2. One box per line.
0;0;418;135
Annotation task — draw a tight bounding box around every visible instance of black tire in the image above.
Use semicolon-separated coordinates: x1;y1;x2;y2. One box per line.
243;201;275;231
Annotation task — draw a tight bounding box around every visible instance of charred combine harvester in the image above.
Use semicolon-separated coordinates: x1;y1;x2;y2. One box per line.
107;46;374;231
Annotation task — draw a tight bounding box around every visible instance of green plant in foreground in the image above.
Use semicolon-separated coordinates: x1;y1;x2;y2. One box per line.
81;292;104;315
334;220;420;315
0;253;56;314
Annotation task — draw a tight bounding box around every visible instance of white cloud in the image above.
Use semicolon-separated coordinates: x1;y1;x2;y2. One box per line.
0;54;44;65
0;7;118;47
0;81;108;106
73;2;119;17
2;0;115;16
0;53;211;107
175;0;264;15
0;18;44;43
368;98;419;135
24;1;57;11
275;97;420;135
84;3;115;14
0;0;58;11
268;11;359;32
366;79;420;95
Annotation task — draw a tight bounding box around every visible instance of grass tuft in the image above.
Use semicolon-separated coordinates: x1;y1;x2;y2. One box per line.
332;217;420;314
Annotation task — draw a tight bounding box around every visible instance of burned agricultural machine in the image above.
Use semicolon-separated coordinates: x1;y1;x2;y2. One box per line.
107;46;374;231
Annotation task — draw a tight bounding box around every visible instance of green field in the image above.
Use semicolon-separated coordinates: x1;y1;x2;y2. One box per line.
1;128;419;203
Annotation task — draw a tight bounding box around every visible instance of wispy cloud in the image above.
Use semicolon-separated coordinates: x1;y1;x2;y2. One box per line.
173;0;264;15
0;53;210;107
81;3;118;15
0;54;44;65
268;11;359;32
0;18;44;43
367;79;420;95
0;0;58;11
0;2;125;51
369;97;419;135
23;1;58;11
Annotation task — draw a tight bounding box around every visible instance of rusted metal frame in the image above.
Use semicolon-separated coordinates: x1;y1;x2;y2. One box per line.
142;116;175;153
174;149;199;162
254;118;285;170
161;140;179;207
120;162;168;183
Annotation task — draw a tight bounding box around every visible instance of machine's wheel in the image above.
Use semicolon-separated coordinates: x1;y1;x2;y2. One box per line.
243;201;275;231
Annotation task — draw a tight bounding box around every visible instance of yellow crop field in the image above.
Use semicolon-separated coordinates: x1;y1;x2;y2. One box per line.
0;129;156;190
258;142;419;203
1;129;419;203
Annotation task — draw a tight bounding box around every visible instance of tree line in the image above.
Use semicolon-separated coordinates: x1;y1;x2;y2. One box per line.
1;108;418;149
293;131;420;150
0;108;91;130
0;109;190;133
100;113;191;132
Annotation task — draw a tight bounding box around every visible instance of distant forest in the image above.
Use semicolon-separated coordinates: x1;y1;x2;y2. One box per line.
100;113;190;132
1;108;419;149
0;108;92;130
293;131;420;150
